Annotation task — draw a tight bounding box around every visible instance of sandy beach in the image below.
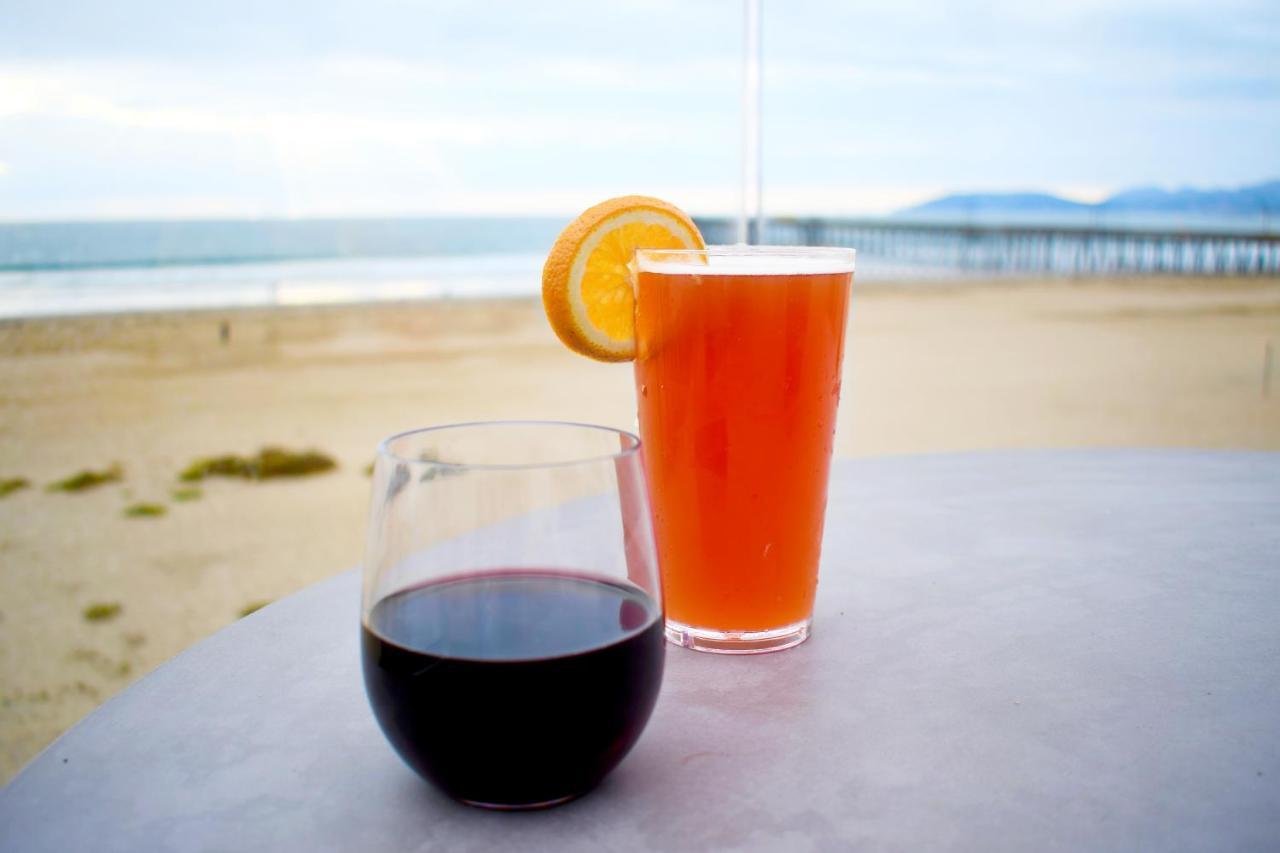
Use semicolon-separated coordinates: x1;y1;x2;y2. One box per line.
2;275;1278;781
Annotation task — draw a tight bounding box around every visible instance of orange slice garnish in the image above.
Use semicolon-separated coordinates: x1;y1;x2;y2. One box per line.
542;195;704;362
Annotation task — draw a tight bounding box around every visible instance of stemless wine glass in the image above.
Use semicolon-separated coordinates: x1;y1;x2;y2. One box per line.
361;421;664;810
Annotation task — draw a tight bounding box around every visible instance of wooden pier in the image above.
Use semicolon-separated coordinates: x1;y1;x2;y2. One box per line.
693;217;1280;276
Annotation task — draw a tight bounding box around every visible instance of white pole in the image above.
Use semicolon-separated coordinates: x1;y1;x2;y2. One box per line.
740;0;763;245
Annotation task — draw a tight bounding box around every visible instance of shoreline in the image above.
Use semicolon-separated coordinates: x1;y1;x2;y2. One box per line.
0;295;545;344
3;271;1277;328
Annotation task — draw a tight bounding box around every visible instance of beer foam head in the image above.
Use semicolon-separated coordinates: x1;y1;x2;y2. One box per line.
635;246;855;276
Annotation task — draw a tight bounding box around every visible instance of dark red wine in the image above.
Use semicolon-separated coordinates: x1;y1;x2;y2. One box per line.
361;570;665;808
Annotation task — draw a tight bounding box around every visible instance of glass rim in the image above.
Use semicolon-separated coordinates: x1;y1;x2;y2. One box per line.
375;419;642;472
634;244;855;275
635;245;855;260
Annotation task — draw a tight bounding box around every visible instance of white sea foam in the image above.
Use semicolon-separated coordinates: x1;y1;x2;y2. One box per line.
0;254;546;319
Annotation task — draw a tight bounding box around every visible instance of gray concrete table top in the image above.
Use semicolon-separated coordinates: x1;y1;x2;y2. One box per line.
2;450;1278;852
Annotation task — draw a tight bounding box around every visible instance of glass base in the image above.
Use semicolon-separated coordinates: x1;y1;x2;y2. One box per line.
664;617;811;655
457;792;580;811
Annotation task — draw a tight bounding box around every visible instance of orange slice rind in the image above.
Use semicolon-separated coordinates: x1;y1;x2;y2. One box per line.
542;195;704;362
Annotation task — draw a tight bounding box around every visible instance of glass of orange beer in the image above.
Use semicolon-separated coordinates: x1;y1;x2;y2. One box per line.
632;246;855;654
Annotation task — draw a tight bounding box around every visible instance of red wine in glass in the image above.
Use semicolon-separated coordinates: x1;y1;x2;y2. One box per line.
362;569;665;808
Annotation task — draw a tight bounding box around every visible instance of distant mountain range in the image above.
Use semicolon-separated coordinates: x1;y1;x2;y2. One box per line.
899;179;1280;217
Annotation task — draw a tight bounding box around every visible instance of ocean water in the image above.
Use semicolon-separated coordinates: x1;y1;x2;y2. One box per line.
1;213;1266;319
0;218;565;318
0;216;973;319
0;253;554;318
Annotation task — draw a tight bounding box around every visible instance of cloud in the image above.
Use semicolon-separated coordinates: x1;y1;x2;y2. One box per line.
0;61;716;146
0;0;1277;219
768;61;1027;92
0;60;715;209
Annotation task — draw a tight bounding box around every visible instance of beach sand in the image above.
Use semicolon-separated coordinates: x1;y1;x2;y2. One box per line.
2;276;1278;780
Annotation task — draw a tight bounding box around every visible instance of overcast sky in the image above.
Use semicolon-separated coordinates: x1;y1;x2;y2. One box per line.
0;0;1276;219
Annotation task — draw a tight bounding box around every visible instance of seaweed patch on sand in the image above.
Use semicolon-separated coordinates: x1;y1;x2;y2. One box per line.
69;647;134;678
180;448;336;482
47;464;123;493
0;477;30;498
82;602;123;622
238;600;272;618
